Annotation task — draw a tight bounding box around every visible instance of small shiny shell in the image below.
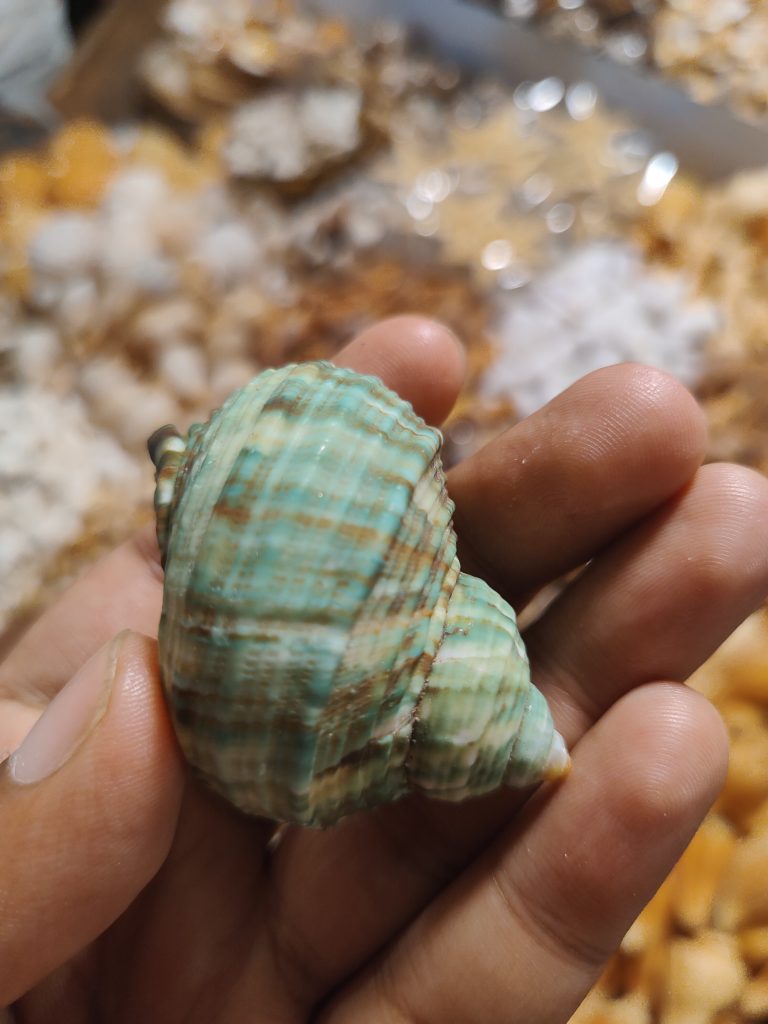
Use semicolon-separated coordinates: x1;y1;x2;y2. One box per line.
151;361;568;826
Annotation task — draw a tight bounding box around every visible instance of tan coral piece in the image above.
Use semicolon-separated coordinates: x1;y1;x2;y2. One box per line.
718;723;768;830
747;796;768;834
659;932;747;1024
46;120;119;208
716;614;768;706
0;154;49;209
714;833;768;930
622;877;674;958
740;964;768;1019
739;926;768;967
669;815;737;932
571;992;652;1024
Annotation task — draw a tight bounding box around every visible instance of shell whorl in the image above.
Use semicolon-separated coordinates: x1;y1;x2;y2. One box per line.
151;361;568;826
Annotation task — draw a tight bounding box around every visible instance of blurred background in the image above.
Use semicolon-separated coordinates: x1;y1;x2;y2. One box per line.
1;2;768;1020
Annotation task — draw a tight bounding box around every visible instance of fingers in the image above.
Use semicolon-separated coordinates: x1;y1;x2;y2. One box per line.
0;316;464;708
321;684;728;1024
529;462;768;739
0;632;185;1006
448;364;707;604
335;315;465;426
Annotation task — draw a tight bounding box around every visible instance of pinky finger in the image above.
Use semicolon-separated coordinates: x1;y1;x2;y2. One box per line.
321;683;728;1024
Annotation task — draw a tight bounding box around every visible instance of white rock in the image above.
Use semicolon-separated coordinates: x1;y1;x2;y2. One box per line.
483;240;720;416
132;298;201;353
10;323;61;383
0;384;140;630
58;277;99;338
302;87;362;152
158;343;209;404
80;359;180;451
103;166;170;216
193;222;262;290
29;213;103;276
225;94;305;180
26;276;65;312
224;87;362;181
210;358;259;403
78;356;136;402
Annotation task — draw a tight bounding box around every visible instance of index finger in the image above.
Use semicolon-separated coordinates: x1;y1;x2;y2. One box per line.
0;317;465;706
448;364;707;607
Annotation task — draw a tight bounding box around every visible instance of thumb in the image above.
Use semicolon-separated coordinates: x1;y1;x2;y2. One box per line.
0;631;185;1006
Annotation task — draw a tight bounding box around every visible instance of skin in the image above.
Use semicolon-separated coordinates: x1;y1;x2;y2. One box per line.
2;315;768;1023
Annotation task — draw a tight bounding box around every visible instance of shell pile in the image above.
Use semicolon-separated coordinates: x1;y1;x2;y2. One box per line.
151;361;568;826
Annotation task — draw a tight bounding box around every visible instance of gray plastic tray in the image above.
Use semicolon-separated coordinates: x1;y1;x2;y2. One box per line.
315;0;768;181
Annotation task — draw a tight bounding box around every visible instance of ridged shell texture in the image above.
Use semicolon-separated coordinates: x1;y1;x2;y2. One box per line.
152;362;568;826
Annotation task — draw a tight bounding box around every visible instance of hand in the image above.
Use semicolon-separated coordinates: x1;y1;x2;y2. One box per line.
2;318;768;1024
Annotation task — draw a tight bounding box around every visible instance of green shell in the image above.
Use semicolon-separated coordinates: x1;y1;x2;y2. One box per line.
151;361;568;827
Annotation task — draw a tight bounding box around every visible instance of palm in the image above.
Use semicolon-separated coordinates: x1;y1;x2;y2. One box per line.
4;319;768;1024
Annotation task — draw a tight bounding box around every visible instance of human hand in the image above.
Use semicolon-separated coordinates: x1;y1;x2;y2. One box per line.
2;318;768;1023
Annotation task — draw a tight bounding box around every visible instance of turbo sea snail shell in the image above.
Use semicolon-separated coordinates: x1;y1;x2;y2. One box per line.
149;361;569;828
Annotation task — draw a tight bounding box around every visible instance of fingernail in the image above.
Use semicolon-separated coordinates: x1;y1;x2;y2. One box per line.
8;632;127;785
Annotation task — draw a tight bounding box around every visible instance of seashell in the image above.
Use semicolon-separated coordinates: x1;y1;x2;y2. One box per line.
150;361;569;827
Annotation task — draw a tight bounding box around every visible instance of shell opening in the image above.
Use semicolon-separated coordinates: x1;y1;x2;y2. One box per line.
149;424;186;566
148;424;185;466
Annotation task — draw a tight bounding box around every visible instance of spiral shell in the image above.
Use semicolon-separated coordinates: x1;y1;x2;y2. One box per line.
151;361;568;827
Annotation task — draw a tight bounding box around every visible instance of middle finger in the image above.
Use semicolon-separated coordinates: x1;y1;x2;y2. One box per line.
449;363;706;605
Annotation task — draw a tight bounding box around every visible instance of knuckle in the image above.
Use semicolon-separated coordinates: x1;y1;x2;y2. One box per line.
491;864;610;974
